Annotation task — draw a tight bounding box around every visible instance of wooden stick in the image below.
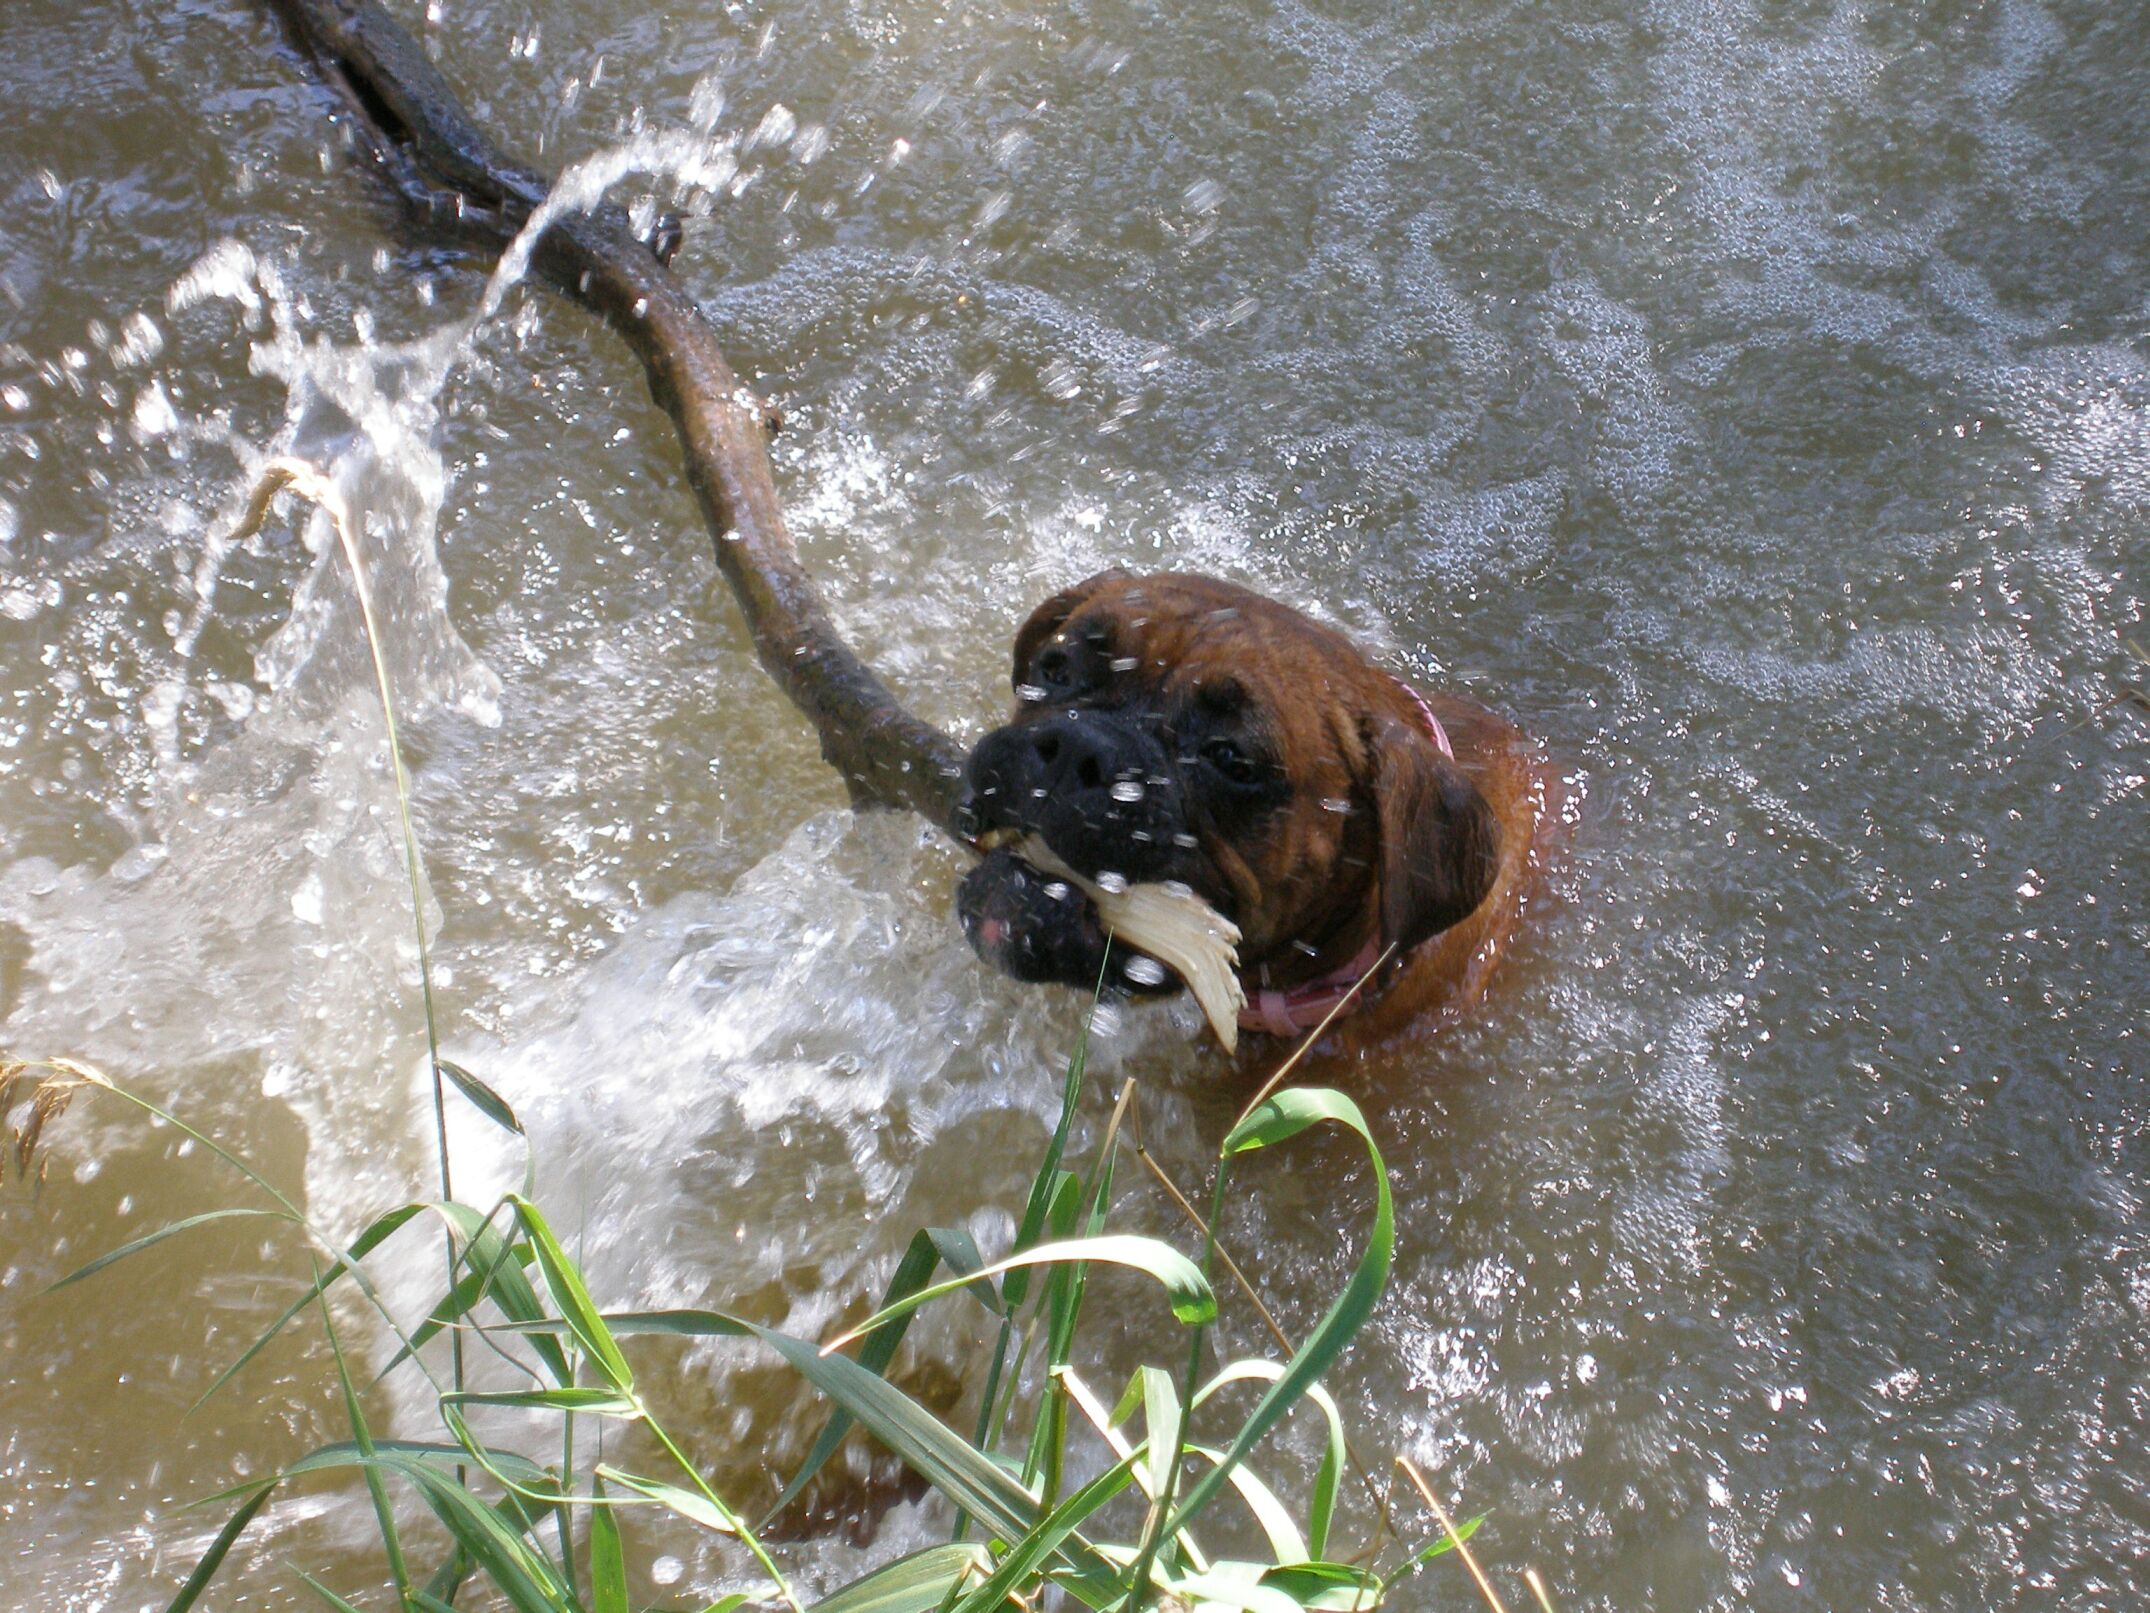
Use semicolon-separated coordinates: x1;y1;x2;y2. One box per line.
261;0;969;828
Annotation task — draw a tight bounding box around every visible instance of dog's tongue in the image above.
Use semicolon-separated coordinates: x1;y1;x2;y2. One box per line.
1007;835;1246;1051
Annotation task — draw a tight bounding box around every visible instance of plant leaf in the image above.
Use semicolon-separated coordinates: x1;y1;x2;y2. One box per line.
442;1387;642;1417
165;1483;275;1613
825;1236;1214;1352
196;1202;432;1407
588;1476;628;1613
593;1464;740;1535
1167;1089;1392;1536
1156;1569;1304;1613
436;1057;523;1134
509;1194;634;1391
47;1207;296;1292
808;1543;993;1613
765;1227;944;1523
292;1567;371;1613
1194;1361;1346;1561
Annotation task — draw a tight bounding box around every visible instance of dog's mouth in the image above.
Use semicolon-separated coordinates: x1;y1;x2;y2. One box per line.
960;827;1246;1047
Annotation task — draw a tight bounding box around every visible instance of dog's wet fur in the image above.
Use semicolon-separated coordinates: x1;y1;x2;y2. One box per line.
957;572;1545;1047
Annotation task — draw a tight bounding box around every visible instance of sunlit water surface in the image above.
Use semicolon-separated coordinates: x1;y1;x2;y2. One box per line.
2;1;2145;1608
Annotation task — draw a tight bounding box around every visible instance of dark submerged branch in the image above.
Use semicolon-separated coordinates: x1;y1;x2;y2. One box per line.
263;0;969;827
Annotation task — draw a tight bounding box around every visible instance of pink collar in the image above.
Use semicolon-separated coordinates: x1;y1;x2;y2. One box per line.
1235;672;1451;1040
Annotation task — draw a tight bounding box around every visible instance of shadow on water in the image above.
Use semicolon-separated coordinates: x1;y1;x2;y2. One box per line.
2;1;2146;1609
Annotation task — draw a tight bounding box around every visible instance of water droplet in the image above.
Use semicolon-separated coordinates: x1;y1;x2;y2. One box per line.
1320;797;1352;815
650;1556;685;1588
1110;779;1145;803
1123;954;1169;988
1015;682;1048;703
1183;178;1225;214
1111;655;1138;672
1096;871;1129;895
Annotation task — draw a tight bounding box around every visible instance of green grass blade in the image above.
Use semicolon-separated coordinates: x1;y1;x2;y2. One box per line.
587;1476;628;1613
592;1464;739;1534
430;1203;573;1387
766;1227;946;1524
825;1236;1214;1352
1386;1513;1486;1580
280;1439;554;1491
293;1567;372;1613
1139;1368;1182;1508
1165;1089;1392;1537
195;1202;432;1407
807;1543;993;1613
1193;1362;1346;1561
1251;1562;1384;1612
748;1328;1051;1554
508;1195;634;1391
46;1207;296;1292
924;1227;996;1315
442;1388;640;1416
1184;1444;1305;1566
1004;1018;1092;1311
436;1058;523;1135
1154;1570;1302;1613
947;1453;1140;1613
375;1236;541;1382
317;1267;412;1608
165;1483;275;1613
400;1461;575;1613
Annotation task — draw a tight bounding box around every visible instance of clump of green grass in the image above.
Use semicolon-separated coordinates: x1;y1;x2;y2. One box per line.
1;460;1544;1613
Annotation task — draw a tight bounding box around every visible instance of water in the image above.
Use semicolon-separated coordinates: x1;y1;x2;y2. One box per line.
2;0;2145;1607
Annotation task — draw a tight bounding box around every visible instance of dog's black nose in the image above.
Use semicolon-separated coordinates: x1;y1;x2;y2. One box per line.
1025;712;1124;795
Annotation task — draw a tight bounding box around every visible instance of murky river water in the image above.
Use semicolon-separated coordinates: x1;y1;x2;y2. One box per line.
3;1;2146;1608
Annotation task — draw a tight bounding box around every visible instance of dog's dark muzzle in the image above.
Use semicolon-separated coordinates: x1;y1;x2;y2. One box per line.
955;709;1198;992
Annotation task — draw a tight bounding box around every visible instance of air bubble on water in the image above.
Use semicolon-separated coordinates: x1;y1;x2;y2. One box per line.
1110;779;1145;803
1123;954;1169;988
1096;871;1129;895
130;380;177;441
650;1557;684;1588
110;311;163;368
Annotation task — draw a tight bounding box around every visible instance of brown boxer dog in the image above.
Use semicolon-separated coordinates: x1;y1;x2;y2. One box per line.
956;571;1546;1049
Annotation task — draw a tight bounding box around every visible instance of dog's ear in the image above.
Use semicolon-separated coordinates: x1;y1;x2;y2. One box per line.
1011;569;1126;690
1366;713;1502;954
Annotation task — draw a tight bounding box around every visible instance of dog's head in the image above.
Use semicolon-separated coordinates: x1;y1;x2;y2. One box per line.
956;571;1501;1008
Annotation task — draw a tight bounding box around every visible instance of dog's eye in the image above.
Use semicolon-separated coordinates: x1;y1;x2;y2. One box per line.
1036;645;1075;689
1200;737;1261;785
